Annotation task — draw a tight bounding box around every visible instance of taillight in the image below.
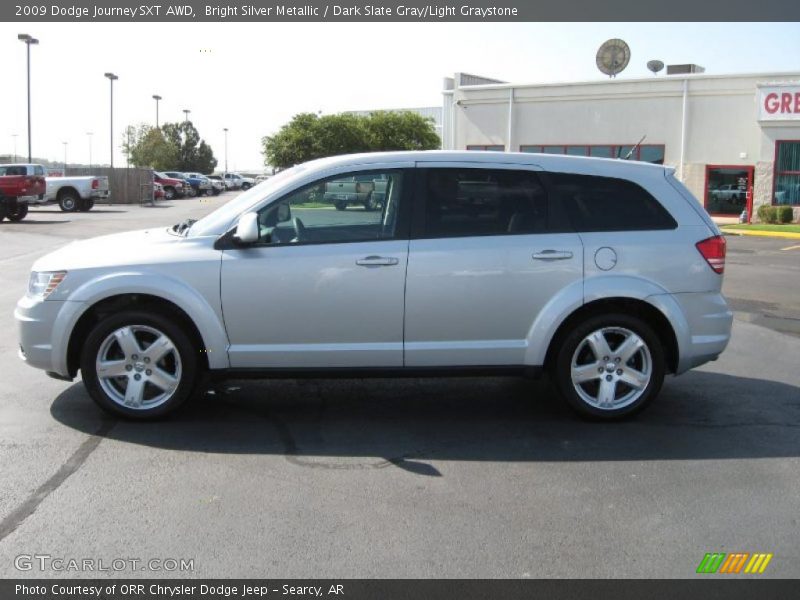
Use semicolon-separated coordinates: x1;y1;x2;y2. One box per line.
91;179;99;189
696;235;726;274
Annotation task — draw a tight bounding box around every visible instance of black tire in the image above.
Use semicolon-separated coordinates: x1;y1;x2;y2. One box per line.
78;198;95;212
163;186;176;200
59;192;79;212
241;182;251;191
552;313;665;420
363;193;376;211
0;201;7;222
80;310;200;420
6;202;28;222
334;201;346;211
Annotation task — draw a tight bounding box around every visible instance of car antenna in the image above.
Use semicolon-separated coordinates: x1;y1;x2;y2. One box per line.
623;134;647;160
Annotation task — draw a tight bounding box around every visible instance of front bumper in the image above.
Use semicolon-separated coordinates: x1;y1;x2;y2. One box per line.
15;295;82;378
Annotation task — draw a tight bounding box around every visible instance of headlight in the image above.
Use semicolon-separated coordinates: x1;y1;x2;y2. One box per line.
28;271;67;299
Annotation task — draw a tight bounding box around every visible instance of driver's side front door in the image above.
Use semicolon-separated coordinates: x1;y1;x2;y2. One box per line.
220;167;411;369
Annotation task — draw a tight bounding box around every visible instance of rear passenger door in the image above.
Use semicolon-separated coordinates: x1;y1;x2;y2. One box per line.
404;164;584;367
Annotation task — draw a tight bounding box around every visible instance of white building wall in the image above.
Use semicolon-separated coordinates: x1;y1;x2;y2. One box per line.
444;71;800;218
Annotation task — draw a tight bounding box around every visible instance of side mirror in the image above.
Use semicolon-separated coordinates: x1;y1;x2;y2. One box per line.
277;202;291;223
233;212;259;244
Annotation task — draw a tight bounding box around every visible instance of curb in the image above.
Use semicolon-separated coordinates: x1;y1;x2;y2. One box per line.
720;228;800;240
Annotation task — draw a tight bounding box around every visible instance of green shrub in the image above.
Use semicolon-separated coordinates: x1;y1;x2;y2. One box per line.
757;205;778;224
778;205;794;224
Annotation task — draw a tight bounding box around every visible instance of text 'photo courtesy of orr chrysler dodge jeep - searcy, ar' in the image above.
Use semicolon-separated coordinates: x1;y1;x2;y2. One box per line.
15;151;732;420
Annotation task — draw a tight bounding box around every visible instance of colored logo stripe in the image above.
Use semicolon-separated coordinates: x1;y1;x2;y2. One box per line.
697;553;726;574
744;553;773;574
697;552;773;574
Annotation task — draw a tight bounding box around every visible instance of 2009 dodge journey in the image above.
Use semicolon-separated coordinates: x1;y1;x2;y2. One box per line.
16;151;732;420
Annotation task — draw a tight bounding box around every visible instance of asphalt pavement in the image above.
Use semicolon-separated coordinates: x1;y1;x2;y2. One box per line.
0;198;798;578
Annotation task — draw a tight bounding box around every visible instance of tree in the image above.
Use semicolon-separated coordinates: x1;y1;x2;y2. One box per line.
262;111;440;169
161;121;218;173
122;121;217;173
122;124;178;171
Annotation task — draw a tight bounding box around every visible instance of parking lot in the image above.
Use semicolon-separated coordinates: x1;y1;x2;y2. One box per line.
0;198;798;578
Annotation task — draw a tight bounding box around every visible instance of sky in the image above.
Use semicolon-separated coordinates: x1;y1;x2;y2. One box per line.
1;22;799;170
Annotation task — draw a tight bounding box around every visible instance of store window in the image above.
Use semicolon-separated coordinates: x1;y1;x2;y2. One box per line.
705;167;752;216
466;145;505;151
520;144;665;164
774;141;800;206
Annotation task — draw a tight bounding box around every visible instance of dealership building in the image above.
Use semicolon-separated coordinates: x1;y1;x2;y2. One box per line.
441;70;800;222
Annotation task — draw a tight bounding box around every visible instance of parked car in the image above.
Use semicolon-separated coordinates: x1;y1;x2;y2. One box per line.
223;172;255;191
0;163;46;221
45;175;111;212
323;173;387;211
205;175;225;195
153;172;185;200
16;151;732;420
163;171;196;198
183;172;214;196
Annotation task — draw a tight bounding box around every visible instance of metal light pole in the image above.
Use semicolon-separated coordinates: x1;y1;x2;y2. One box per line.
87;132;93;169
18;34;39;163
152;94;162;127
223;128;228;173
12;134;18;162
104;73;118;168
62;141;68;174
182;109;190;122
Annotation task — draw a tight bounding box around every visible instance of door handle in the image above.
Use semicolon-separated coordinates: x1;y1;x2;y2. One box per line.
532;250;573;261
356;255;399;267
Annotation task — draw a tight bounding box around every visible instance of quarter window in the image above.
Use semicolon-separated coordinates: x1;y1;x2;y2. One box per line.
774;141;800;206
547;172;676;232
421;168;548;238
256;170;404;245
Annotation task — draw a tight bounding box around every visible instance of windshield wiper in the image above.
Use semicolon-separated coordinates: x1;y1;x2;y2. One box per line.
172;218;196;235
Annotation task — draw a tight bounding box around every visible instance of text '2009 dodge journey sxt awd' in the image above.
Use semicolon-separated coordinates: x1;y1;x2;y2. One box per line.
16;151;732;420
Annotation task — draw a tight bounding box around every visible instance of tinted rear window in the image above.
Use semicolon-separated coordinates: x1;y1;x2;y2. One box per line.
547;172;676;232
422;168;548;238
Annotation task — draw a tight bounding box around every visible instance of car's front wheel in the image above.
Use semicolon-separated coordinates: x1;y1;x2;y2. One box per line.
6;202;29;221
80;310;199;420
553;313;665;420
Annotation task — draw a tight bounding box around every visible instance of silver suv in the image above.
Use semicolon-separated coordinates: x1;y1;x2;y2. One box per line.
16;151;732;420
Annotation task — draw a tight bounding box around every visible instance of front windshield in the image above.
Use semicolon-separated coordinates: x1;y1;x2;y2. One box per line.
187;164;307;237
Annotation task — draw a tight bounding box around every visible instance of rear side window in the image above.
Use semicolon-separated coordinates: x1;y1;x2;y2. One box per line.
547;172;676;232
421;168;548;238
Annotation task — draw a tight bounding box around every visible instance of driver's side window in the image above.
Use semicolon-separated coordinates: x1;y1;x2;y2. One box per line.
256;169;404;245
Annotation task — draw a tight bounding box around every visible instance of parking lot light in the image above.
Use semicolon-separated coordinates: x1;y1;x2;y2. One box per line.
104;72;118;168
153;95;162;127
183;108;191;122
62;141;68;174
18;33;39;163
224;128;228;173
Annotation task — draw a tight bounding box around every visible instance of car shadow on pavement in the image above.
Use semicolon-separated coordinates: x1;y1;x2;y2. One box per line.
50;370;800;470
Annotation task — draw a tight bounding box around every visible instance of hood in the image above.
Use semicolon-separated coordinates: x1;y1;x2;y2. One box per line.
32;227;187;272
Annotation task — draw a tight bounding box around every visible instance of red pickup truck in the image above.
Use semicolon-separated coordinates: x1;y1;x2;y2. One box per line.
0;164;46;222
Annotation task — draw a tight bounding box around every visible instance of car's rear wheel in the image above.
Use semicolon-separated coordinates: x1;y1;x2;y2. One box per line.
59;192;79;212
80;310;199;420
6;202;29;221
241;182;251;191
553;313;665;420
78;198;94;211
334;201;346;211
363;193;376;211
